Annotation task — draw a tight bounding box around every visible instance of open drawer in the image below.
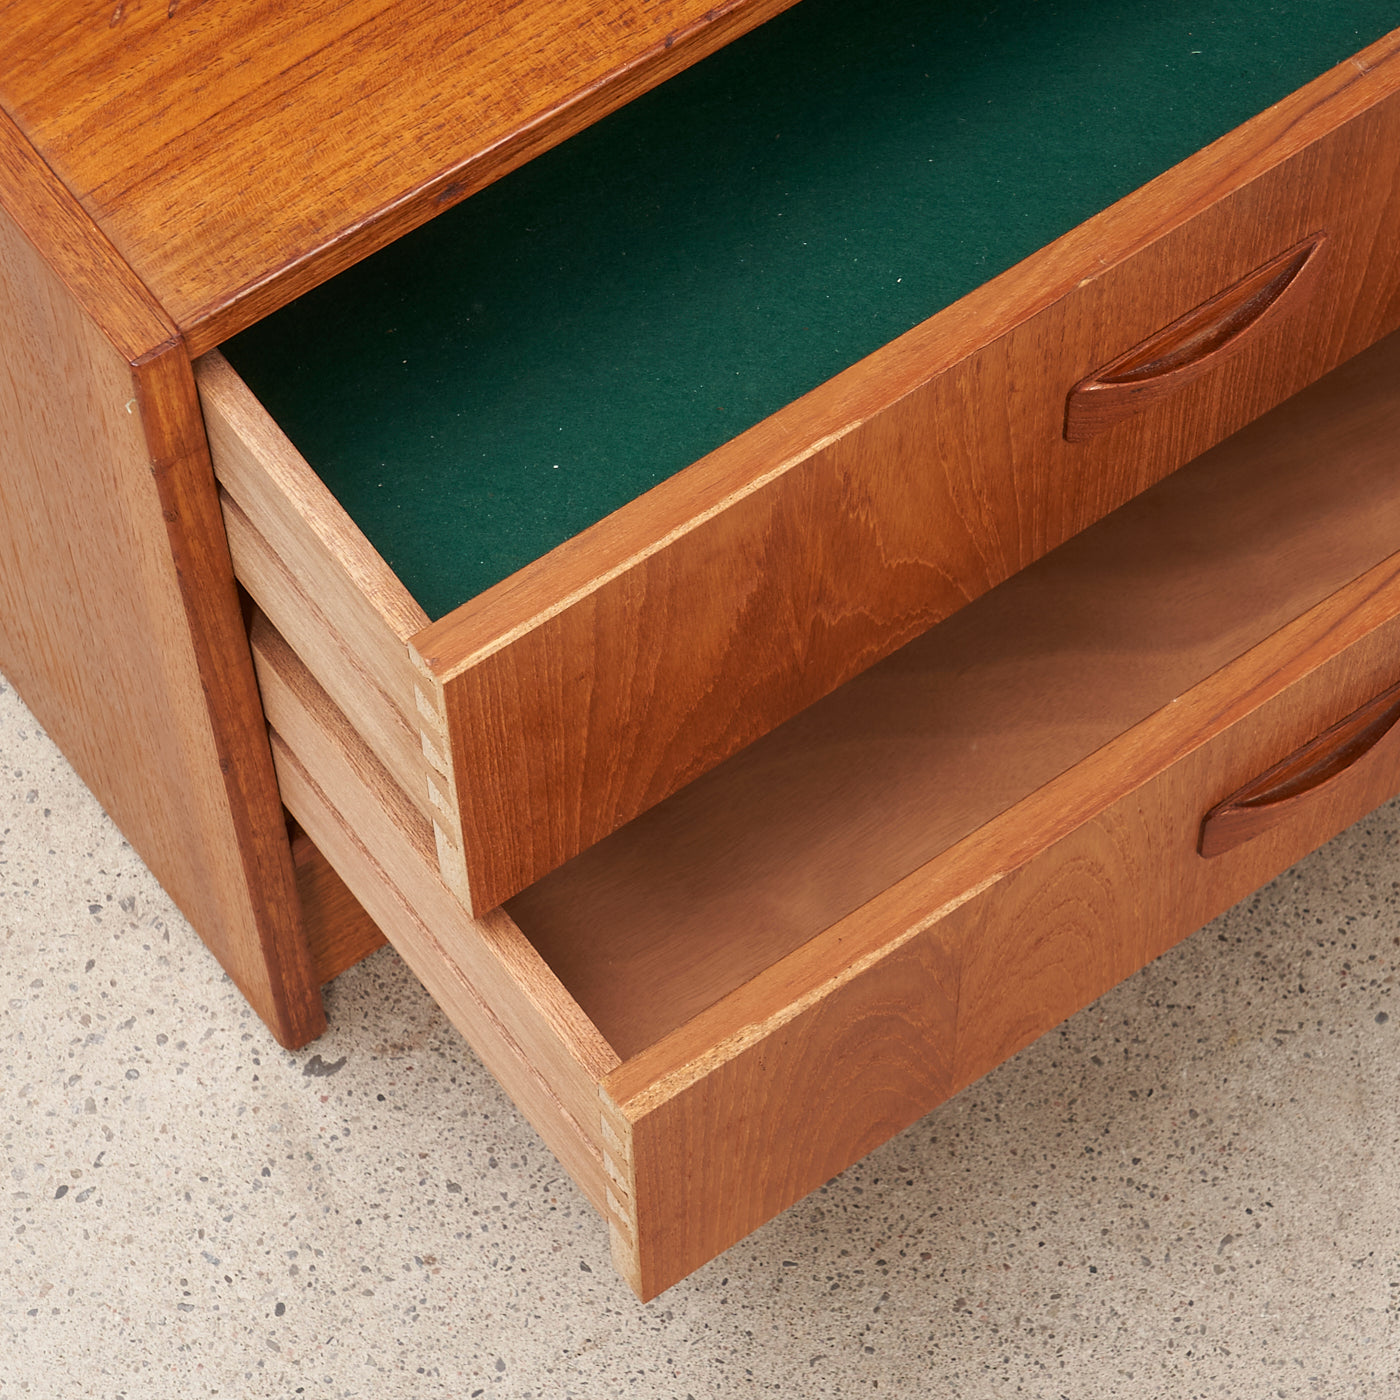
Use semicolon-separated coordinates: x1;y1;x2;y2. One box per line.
199;10;1400;915
258;331;1400;1297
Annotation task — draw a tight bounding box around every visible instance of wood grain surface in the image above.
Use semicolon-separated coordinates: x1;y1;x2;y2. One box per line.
605;544;1400;1298
253;315;1400;1295
0;110;324;1047
200;351;435;820
408;35;1400;911
250;615;620;1121
506;328;1400;1057
1063;232;1328;441
291;821;387;984
0;0;802;350
1198;678;1400;858
273;730;617;1218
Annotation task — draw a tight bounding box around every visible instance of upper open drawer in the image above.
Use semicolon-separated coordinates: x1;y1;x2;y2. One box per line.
200;11;1400;913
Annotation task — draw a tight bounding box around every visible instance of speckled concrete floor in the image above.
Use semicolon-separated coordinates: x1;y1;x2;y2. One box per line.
2;667;1397;1400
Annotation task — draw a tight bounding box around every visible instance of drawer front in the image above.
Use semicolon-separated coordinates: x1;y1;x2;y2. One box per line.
204;31;1400;919
603;552;1400;1299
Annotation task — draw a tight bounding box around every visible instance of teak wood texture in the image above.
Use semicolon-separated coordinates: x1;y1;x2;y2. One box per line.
505;329;1400;1059
0;0;803;351
205;31;1400;913
291;821;386;984
253;321;1400;1295
1198;679;1400;859
9;0;1400;1303
0;110;324;1047
250;617;623;1220
1062;232;1328;441
603;551;1400;1298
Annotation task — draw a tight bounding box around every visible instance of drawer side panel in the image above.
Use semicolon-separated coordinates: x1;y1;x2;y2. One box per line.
251;617;621;1144
274;733;615;1217
200;353;437;822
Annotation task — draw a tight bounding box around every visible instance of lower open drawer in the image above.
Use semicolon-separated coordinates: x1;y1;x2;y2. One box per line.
260;334;1400;1298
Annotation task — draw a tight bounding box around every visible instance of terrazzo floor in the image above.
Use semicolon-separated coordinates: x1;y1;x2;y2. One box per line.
1;667;1397;1399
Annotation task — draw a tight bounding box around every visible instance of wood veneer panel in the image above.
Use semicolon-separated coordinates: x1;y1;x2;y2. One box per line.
507;329;1400;1058
948;580;1400;1097
221;5;1398;622
606;550;1400;1298
0;111;323;1047
0;0;803;350
413;36;1400;911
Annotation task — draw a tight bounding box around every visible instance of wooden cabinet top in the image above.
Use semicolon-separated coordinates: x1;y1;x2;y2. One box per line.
0;0;799;352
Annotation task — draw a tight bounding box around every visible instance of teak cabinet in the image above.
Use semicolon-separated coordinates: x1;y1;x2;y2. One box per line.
3;3;1400;1299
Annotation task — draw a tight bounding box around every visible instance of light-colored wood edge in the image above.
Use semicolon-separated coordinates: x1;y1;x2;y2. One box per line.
607;548;1400;1116
250;611;620;1097
198;350;428;644
502;327;1400;1058
219;491;434;823
415;29;1400;680
0;108;324;1047
199;349;479;908
597;1087;642;1295
411;30;1400;910
198;348;447;836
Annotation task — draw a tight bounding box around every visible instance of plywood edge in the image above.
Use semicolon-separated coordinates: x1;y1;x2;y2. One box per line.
273;731;615;1217
251;613;620;1088
412;29;1400;680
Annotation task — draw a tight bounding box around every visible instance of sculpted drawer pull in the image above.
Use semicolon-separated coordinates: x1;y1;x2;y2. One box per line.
1198;677;1400;859
1065;232;1328;442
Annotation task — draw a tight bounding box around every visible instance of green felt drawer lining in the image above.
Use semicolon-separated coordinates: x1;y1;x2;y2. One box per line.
222;0;1398;622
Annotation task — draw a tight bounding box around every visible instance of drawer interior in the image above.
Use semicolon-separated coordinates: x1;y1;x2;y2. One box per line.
504;329;1400;1058
220;0;1397;621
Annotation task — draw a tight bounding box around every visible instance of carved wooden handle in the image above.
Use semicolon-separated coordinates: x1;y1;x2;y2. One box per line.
1198;678;1400;859
1065;232;1328;442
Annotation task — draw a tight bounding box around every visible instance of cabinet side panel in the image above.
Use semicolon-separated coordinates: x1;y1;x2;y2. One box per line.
0;121;323;1046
